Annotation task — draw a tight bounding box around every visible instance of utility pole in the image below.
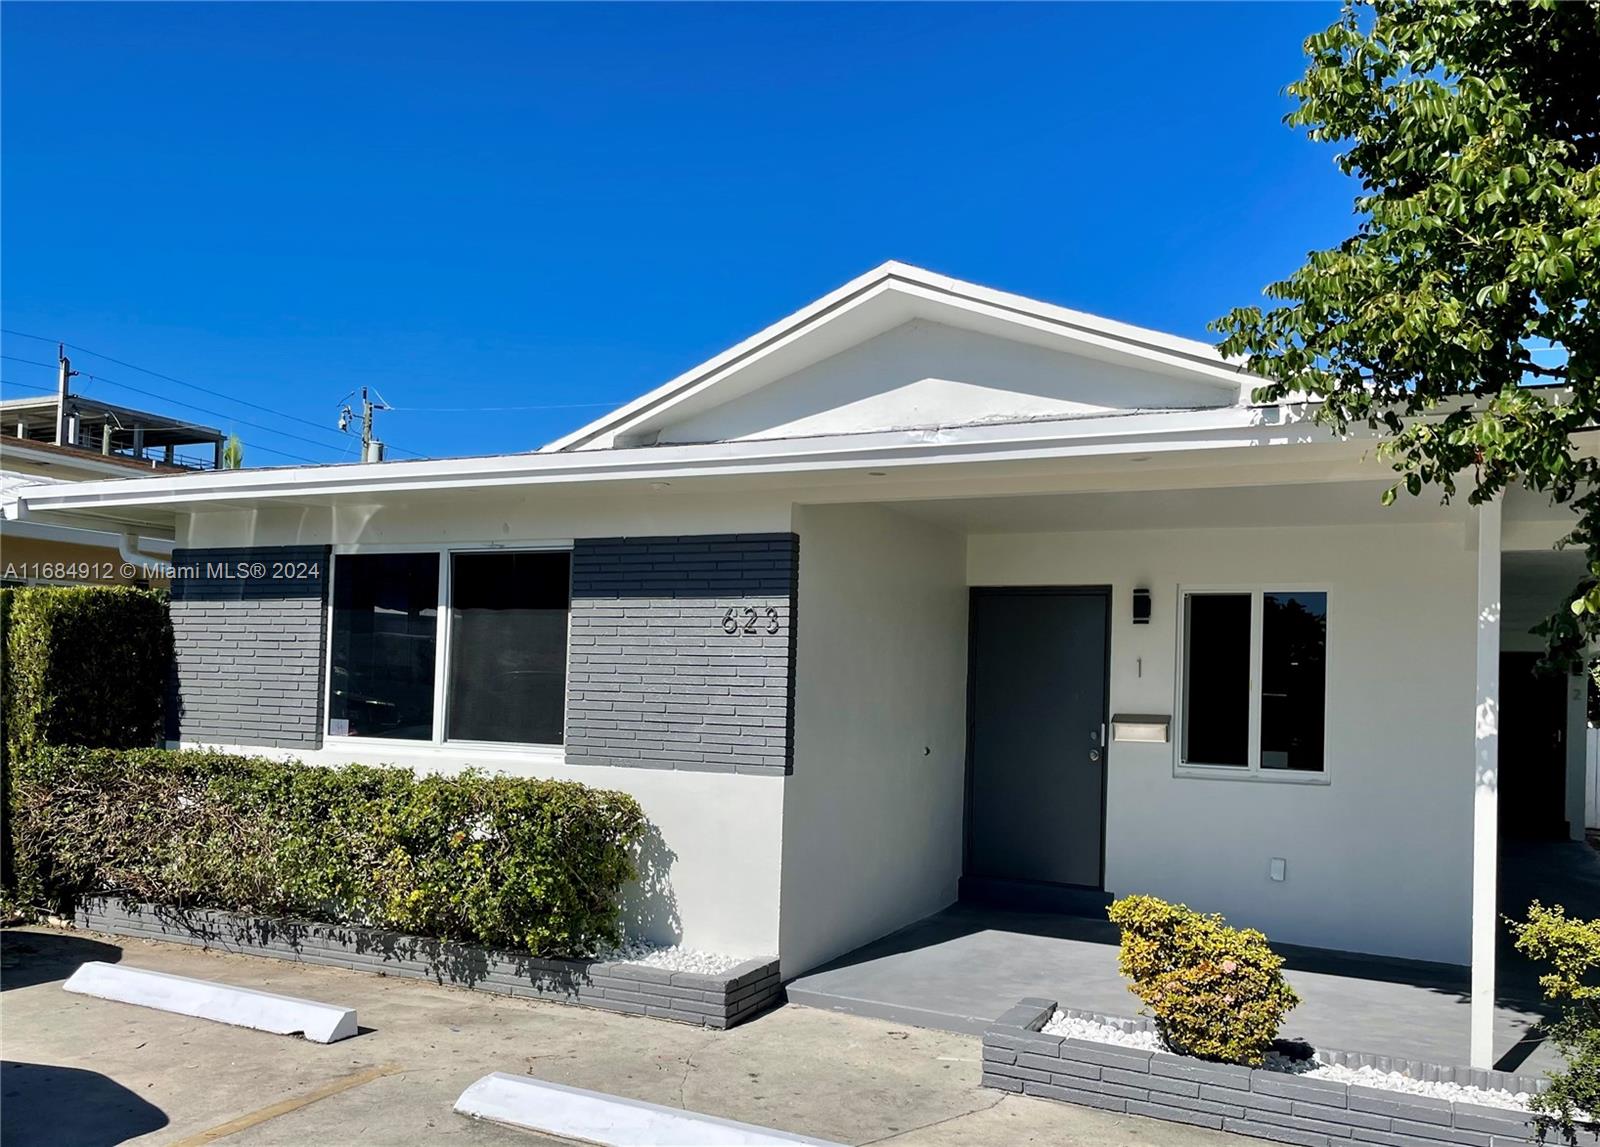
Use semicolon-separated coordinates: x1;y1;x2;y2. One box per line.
55;344;79;446
360;388;382;462
339;387;388;463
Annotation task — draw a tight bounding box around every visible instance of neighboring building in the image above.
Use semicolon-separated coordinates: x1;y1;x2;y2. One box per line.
1;393;224;585
13;262;1588;1067
3;392;225;470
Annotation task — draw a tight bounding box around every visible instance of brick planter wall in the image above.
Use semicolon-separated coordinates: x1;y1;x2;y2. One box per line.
982;998;1542;1147
75;897;780;1030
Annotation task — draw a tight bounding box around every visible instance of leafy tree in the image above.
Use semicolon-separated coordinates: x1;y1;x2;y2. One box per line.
221;433;244;470
1512;903;1600;1144
1214;0;1600;663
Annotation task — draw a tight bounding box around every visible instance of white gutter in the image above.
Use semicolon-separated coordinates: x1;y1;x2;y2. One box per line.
13;404;1339;516
117;531;175;567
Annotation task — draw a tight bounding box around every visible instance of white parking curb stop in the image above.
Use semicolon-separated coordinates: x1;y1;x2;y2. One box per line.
453;1073;844;1146
63;961;358;1043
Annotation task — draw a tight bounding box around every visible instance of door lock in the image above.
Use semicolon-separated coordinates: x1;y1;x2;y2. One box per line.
1088;749;1101;763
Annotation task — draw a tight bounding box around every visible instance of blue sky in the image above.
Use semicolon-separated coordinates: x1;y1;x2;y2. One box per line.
2;1;1351;465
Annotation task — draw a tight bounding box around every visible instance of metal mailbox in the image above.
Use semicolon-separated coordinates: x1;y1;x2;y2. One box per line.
1111;713;1171;744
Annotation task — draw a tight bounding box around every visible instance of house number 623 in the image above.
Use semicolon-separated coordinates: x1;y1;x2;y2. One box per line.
721;606;780;636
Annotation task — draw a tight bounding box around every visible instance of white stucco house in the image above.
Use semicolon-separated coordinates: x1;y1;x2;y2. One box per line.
13;262;1590;1068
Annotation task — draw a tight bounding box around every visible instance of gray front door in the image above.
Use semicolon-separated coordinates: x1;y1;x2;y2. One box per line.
966;587;1109;889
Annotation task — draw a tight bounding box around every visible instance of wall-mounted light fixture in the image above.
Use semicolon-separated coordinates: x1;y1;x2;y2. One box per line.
1132;587;1152;625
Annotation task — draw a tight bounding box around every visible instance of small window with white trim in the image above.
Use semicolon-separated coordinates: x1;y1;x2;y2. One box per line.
1178;589;1327;776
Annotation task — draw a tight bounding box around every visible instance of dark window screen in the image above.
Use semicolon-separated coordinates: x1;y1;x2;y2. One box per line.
1261;592;1327;771
329;553;439;739
447;551;570;745
1183;593;1251;766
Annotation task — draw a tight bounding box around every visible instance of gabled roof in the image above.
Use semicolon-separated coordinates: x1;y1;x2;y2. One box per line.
545;260;1245;452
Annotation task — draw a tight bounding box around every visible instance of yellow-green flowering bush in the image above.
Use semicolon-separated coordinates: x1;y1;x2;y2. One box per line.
1108;894;1299;1066
1512;902;1600;1144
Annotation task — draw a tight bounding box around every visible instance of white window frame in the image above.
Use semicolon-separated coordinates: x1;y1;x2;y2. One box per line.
321;540;574;762
1171;583;1331;785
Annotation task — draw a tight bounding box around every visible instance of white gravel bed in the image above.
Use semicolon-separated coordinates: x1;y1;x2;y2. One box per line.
1041;1011;1164;1050
600;939;751;976
1039;1011;1532;1113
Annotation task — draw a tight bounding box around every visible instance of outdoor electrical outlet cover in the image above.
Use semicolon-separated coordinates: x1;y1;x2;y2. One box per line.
454;1073;845;1146
62;962;358;1043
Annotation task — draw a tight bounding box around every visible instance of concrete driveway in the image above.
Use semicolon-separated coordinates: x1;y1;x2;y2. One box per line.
0;925;1264;1146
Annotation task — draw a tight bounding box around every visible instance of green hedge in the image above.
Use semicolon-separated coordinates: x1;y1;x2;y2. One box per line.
11;747;648;959
1;585;171;759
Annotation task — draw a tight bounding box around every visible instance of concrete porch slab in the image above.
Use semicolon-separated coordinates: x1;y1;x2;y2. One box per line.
786;903;1553;1075
787;840;1595;1079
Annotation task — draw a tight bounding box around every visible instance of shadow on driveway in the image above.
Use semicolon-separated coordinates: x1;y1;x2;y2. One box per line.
1;1061;168;1146
1;929;122;992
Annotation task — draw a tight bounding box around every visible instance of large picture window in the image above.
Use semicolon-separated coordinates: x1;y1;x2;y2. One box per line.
326;548;572;747
1178;588;1328;777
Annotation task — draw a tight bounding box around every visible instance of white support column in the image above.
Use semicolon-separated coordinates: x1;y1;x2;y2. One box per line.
1471;499;1502;1069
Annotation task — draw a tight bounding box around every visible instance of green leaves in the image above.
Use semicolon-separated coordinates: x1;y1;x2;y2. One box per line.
2;586;171;762
1511;903;1600;1143
1214;0;1600;665
8;747;648;959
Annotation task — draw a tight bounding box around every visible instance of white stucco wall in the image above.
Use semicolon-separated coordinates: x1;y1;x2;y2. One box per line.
780;504;970;976
969;522;1478;965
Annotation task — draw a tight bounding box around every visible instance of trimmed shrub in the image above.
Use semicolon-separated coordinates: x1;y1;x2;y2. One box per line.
1108;894;1300;1066
1512;902;1600;1144
10;747;648;959
2;585;170;759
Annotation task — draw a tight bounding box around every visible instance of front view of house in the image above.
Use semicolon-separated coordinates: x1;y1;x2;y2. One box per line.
17;262;1589;1067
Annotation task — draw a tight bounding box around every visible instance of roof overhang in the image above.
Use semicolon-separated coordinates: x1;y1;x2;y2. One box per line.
10;403;1351;536
542;261;1248;452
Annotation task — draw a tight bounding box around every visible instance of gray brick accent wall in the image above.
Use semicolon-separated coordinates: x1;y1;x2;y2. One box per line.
566;533;798;776
167;545;331;749
76;897;782;1030
982;999;1541;1146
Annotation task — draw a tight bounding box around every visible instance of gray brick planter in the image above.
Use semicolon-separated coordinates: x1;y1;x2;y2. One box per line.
74;897;780;1030
982;998;1548;1146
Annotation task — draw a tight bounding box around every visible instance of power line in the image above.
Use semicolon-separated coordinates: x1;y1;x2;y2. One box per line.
1;329;427;459
0;377;55;393
13;360;337;461
388;400;626;413
4;328;352;441
1;354;56;370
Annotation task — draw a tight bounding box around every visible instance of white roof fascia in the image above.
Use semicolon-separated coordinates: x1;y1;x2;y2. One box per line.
15;404;1340;517
541;261;1244;453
